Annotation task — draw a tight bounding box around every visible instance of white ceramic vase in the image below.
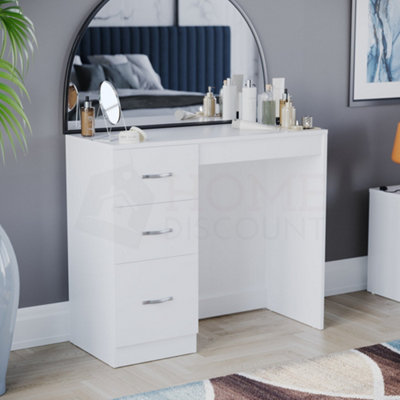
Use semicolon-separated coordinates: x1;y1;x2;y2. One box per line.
0;225;19;396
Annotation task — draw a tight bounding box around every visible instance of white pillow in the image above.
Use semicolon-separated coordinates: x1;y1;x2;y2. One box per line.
125;54;163;90
88;54;129;65
73;55;82;65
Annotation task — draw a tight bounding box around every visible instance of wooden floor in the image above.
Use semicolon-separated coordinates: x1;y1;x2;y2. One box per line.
4;291;400;399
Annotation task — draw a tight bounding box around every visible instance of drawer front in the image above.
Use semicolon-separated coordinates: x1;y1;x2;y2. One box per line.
114;200;198;264
114;145;198;207
115;255;198;347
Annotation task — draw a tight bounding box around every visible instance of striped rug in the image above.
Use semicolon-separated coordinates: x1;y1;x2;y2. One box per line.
115;339;400;399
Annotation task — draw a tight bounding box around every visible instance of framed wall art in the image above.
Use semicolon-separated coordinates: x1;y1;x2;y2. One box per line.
350;0;400;106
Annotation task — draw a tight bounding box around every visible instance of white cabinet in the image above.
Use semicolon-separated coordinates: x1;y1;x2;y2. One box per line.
368;186;400;301
66;138;199;367
66;125;327;367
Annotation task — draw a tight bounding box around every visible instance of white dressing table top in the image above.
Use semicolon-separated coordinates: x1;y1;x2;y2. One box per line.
68;123;327;150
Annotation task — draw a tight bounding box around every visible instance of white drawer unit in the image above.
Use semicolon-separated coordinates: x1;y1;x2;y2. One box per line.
66;138;199;367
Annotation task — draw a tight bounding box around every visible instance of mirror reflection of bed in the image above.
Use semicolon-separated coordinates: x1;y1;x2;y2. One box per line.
66;0;265;132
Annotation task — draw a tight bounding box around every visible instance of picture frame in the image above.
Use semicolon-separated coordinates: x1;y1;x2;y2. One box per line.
350;0;400;106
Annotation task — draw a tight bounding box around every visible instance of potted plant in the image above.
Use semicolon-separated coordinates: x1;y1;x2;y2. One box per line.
0;0;35;395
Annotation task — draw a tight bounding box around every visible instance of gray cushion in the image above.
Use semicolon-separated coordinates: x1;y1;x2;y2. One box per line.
88;54;128;66
102;63;140;89
75;64;106;91
125;54;163;90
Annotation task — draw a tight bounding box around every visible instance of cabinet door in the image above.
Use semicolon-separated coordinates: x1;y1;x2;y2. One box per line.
115;255;198;347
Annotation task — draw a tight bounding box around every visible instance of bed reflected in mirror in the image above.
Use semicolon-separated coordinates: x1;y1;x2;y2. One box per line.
64;0;266;133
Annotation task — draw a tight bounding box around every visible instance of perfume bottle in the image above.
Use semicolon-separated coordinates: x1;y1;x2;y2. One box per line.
279;88;288;126
81;96;95;137
281;96;296;128
203;86;216;117
258;84;275;125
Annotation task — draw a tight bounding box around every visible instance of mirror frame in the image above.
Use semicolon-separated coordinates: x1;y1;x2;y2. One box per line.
62;0;267;134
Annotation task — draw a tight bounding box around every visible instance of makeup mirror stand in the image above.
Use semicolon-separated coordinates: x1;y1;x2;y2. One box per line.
99;80;127;140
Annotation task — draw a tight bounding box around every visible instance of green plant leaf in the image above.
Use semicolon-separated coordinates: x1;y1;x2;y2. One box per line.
0;0;35;160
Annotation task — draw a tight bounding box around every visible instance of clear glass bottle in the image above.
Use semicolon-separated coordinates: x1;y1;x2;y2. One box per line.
281;96;295;128
259;84;275;125
81;96;95;137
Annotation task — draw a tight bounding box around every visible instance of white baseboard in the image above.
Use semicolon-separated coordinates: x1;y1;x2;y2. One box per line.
325;256;367;296
12;301;70;351
11;257;368;350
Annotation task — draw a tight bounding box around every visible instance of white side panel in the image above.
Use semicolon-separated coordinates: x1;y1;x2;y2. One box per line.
66;136;116;364
368;188;400;301
263;134;327;329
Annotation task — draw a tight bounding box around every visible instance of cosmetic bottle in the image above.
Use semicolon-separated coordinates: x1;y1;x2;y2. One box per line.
279;89;288;126
81;96;95;137
257;85;267;123
219;80;226;115
272;77;285;124
281;96;295;128
203;86;216;117
241;79;257;122
222;78;237;120
260;84;276;125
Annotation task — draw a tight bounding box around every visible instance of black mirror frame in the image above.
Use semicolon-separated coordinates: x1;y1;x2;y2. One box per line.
62;0;268;134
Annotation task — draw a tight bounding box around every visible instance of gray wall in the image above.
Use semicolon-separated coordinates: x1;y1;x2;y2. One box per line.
1;0;398;308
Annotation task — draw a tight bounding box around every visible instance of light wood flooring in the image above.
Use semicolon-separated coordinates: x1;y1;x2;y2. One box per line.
4;291;400;399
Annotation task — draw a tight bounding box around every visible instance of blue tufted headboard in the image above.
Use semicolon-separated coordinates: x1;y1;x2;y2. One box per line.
76;26;231;94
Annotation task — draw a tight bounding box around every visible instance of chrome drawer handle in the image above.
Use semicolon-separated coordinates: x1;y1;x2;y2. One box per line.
142;172;173;179
142;228;173;236
142;296;174;305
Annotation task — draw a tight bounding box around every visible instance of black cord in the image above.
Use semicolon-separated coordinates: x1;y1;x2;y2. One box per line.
379;186;400;193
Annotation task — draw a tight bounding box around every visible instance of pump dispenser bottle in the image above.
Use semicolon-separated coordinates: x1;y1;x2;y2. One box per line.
203;86;216;117
241;79;257;122
81;96;95;137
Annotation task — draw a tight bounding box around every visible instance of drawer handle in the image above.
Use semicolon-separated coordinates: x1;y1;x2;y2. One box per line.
142;173;173;179
142;296;174;305
142;228;173;236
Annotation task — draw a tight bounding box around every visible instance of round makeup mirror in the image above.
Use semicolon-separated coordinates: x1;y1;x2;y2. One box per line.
99;81;121;125
67;83;79;112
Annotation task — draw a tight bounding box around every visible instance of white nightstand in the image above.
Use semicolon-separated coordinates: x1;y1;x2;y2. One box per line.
368;186;400;301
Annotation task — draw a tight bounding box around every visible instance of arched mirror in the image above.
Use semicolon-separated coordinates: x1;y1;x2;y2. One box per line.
63;0;267;134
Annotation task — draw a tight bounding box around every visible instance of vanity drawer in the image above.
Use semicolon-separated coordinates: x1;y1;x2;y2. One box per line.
113;200;198;264
114;145;198;207
115;255;198;347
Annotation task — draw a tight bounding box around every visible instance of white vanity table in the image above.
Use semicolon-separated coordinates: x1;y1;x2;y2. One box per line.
65;124;327;368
